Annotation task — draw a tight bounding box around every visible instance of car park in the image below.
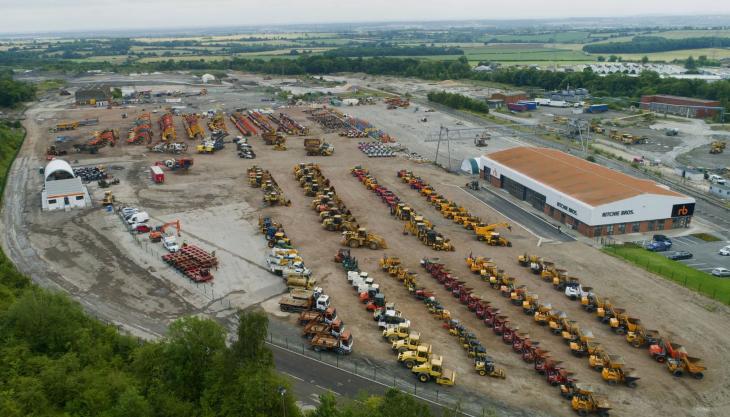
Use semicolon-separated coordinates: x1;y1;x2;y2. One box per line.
646;240;672;252
712;267;730;277
667;251;693;261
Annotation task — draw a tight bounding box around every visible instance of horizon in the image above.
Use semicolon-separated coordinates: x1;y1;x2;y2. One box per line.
2;0;730;37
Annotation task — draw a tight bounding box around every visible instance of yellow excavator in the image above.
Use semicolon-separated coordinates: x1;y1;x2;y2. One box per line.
474;222;512;246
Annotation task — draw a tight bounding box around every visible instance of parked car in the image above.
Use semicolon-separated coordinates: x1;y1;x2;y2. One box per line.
667;251;693;261
712;267;730;277
653;234;672;244
719;246;730;256
646;240;672;252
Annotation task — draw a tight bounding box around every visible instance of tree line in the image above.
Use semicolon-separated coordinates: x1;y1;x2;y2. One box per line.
0;70;36;107
583;36;730;54
427;91;489;114
324;44;464;57
3;51;729;113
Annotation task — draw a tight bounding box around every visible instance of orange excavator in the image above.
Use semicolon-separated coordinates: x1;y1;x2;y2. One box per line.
149;220;181;242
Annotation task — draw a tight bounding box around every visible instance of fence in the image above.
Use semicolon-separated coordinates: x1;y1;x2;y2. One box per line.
265;331;525;417
118;211;232;310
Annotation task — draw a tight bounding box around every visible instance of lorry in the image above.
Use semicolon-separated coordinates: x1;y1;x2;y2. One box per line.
266;254;312;277
310;330;353;354
279;287;330;312
302;318;344;339
286;274;317;290
298;307;338;325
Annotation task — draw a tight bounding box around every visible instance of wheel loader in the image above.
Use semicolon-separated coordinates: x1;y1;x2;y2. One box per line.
625;325;659;348
322;215;357;232
474;357;506;378
341;228;387;250
570;384;611;416
411;357;456;386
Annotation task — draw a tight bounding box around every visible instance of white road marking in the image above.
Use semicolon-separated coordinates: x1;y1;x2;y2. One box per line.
444;184;543;240
684;263;707;267
282;371;304;382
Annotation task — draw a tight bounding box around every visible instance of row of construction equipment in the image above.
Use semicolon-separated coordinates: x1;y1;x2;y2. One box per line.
248;166;291;206
385;96;410;109
182;114;205;140
381;254;506;382
127;113;153;144
206;112;228;135
293;163;387;250
333;249;457;386
352;166;455;251
359;142;395;158
260;217;316;290
234;136;256;159
230;111;259;136
397;170;512;247
421;258;611;416
607;129;647;145
158;113;176;142
53;118;99;132
263;217;354;354
464;254;639;389
517;254;705;380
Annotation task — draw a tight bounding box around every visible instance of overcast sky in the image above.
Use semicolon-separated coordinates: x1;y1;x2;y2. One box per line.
2;0;730;34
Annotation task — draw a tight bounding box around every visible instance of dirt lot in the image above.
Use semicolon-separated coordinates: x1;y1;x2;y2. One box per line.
3;81;730;417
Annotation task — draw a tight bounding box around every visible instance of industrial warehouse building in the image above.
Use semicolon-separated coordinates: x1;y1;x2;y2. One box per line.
75;85;111;106
42;159;91;211
478;147;695;237
640;94;722;119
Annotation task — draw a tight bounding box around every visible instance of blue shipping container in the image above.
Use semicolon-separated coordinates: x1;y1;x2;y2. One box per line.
587;104;609;113
517;101;538;110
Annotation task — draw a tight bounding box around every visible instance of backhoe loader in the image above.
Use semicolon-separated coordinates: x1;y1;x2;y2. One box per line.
474;223;512;246
474;357;506;378
322;215;357;232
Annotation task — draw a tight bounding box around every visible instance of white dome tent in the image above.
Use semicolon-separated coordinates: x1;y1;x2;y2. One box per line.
460;158;481;175
41;159;91;211
201;73;216;84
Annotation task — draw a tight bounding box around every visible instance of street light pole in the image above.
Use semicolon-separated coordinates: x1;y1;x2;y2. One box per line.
278;386;287;417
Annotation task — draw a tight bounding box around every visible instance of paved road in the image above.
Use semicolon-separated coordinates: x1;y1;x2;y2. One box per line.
271;344;467;416
460;185;575;243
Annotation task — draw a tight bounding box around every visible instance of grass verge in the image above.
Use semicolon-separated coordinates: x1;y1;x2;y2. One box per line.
603;244;730;306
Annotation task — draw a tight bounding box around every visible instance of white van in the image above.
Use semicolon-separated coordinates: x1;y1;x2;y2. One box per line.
127;211;149;224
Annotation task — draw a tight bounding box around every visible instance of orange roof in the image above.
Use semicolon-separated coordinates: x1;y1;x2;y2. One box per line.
485;147;685;206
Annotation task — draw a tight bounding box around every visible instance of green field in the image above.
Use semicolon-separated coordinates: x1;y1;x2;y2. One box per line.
603;244;730;306
485;31;594;43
